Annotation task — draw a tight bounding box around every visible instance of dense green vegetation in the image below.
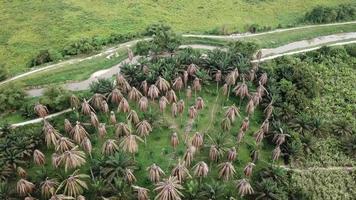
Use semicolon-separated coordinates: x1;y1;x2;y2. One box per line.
304;4;356;24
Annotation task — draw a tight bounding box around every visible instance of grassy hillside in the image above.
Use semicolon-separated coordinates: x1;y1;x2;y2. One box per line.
0;0;354;75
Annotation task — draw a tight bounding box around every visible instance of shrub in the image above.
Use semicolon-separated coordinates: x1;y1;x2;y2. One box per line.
0;83;26;112
0;64;8;81
39;86;70;112
135;40;151;56
304;4;356;24
246;24;272;33
89;78;115;94
144;23;172;36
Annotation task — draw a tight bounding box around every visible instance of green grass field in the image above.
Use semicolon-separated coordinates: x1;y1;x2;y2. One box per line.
0;0;354;75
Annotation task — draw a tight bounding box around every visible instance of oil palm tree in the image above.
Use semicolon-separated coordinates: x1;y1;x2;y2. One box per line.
127;110;140;125
141;80;148;96
100;152;135;184
192;78;201;96
81;99;93;115
186;86;192;99
187;63;198;76
43;120;61;147
221;117;232;131
58;170;89;197
261;120;269;134
273;133;289;146
246;99;255;116
128;87;143;102
177;100;185;116
124;168;136;184
209;145;221;162
136;120;152;142
234;78;249;101
183;146;196;167
222;83;228;96
215;70;222;92
156;76;170;93
225;105;240;122
64;119;73;134
115;122;131;137
102;139;119;156
264;101;273;120
56;137;75;153
171;102;178;117
192;161;209;178
17;167;27;178
33;149;45;166
98;123;107;138
154;176;184;200
195;97;204;110
90;111;100;128
138;96;149;112
147;163;165;183
191;132;203;149
183;71;189;86
254;129;265;145
272;146;281;162
218;162;235;181
132;185;149;200
148;84;160;100
226;147;237;161
120;133;144;154
34;103;49;118
81;137;92;156
60;146;86;172
71;122;89;144
173;77;184;91
236;179;254;197
259;72;268;85
100;100;109;113
171;132;179;149
243;162;255;177
116;74;131;93
109;111;117;124
110;88;123;105
237;128;245;143
40;178;59;199
171;160;191;183
52;153;62;168
70;94;80;109
91;93;106;110
241;117;249;132
166;89;177;103
17;179;35;196
256;82;267;97
159;96;169;112
188;106;197;119
118;97;130;113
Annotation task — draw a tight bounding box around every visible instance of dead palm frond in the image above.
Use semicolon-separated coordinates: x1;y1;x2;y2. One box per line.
138;96;148;112
128;87;143;102
259;72;268;85
154;176;183;200
192;78;201;93
141;80;148;95
187;63;198;76
241;117;250;132
221;117;232;131
248;69;255;81
177;100;185;115
251;92;262;106
173;77;184;91
171;160;191;183
209;145;220;162
222;83;228;96
52;153;62;168
120;134;144;154
136;120;152;139
272;145;281;161
234;78;249;100
273;134;289;145
98;123;107;138
60;146;86;172
102;139;119;156
188;106;197;119
186;86;192;99
227;147;237;161
17;179;35;196
81;137;92;156
236;179;254;197
64;119;73;134
71;122;89;144
166;89;177;103
81;99;93;115
70;94;80;109
34;103;49;118
183;146;196;167
256;82;267;97
41;178;59;199
91;93;106;110
127;110;140;125
118;97;130;113
225;73;236;86
77;195;85;200
171;102;178;117
115;122;131;137
183;71;189;86
225;105;240;122
193;161;209;178
159;96;169;112
264;101;273;119
110;88;123;105
132;185;149;200
254;129;265;144
116;74;131;93
56;137;75;153
215;70;222;82
218;162;235;181
43;120;61;147
237;128;245;143
58;170;89;197
243;162;255;177
124;168;136;184
261;120;269;134
148;84;160;100
246;99;255;116
156;76;170;93
33;149;46;166
90;111;100;127
147;163;165;183
191;132;203;149
109;111;116;124
171;132;179;149
17;167;27;178
195;97;204;110
100;100;109;113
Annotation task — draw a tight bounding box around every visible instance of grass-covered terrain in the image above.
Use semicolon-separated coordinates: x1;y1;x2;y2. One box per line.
0;0;354;75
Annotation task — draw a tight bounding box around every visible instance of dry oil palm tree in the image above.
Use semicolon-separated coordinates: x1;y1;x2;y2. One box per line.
56;137;75;153
237;128;245;143
246;99;255;116
261;120;269;134
90;111;100;128
251;92;262;106
64;119;73;134
221;117;232;131
171;160;191;183
124;168;136;184
43;120;61;147
156;76;170;93
187;63;198;76
148;84;160;100
171;132;179;149
195;97;204;110
120;134;144;154
81;99;93;116
61;146;86;172
116;74;131;93
115;122;131;137
81;137;92;156
248;69;255;81
71;122;89;144
273;133;289;146
264;101;273;120
183;146;195;167
243;162;255;177
147;163;165;183
186;86;192;99
52;153;62;168
70;94;80;109
191;132;203;149
209;145;219;162
215;70;222;92
128;48;134;61
183;71;189;86
127;110;140;125
166;89;177;103
110;88;123;105
259;72;268;85
225;72;236;86
136;120;152;142
17;167;27;178
171;102;178;117
225;105;240;122
192;77;201;96
17;179;35;196
173;76;184;91
33;149;46;166
256;82;267;97
98;123;107;138
188;106;197;119
58;170;89;197
227;147;237;161
154;176;183;200
91;93;106;110
218;162;235;181
132;185;149;200
222;83;228;96
241;117;250;132
109;111;116;124
234;78;249;101
177;100;185;116
41;178;59;199
272;145;281;162
34;103;49;118
193;161;209;178
236;179;254;197
159;96;169;112
129;87;143;102
100;100;109;113
254;129;265;144
102;139;119;156
118;97;130;113
138;96;149;112
141;80;148;95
